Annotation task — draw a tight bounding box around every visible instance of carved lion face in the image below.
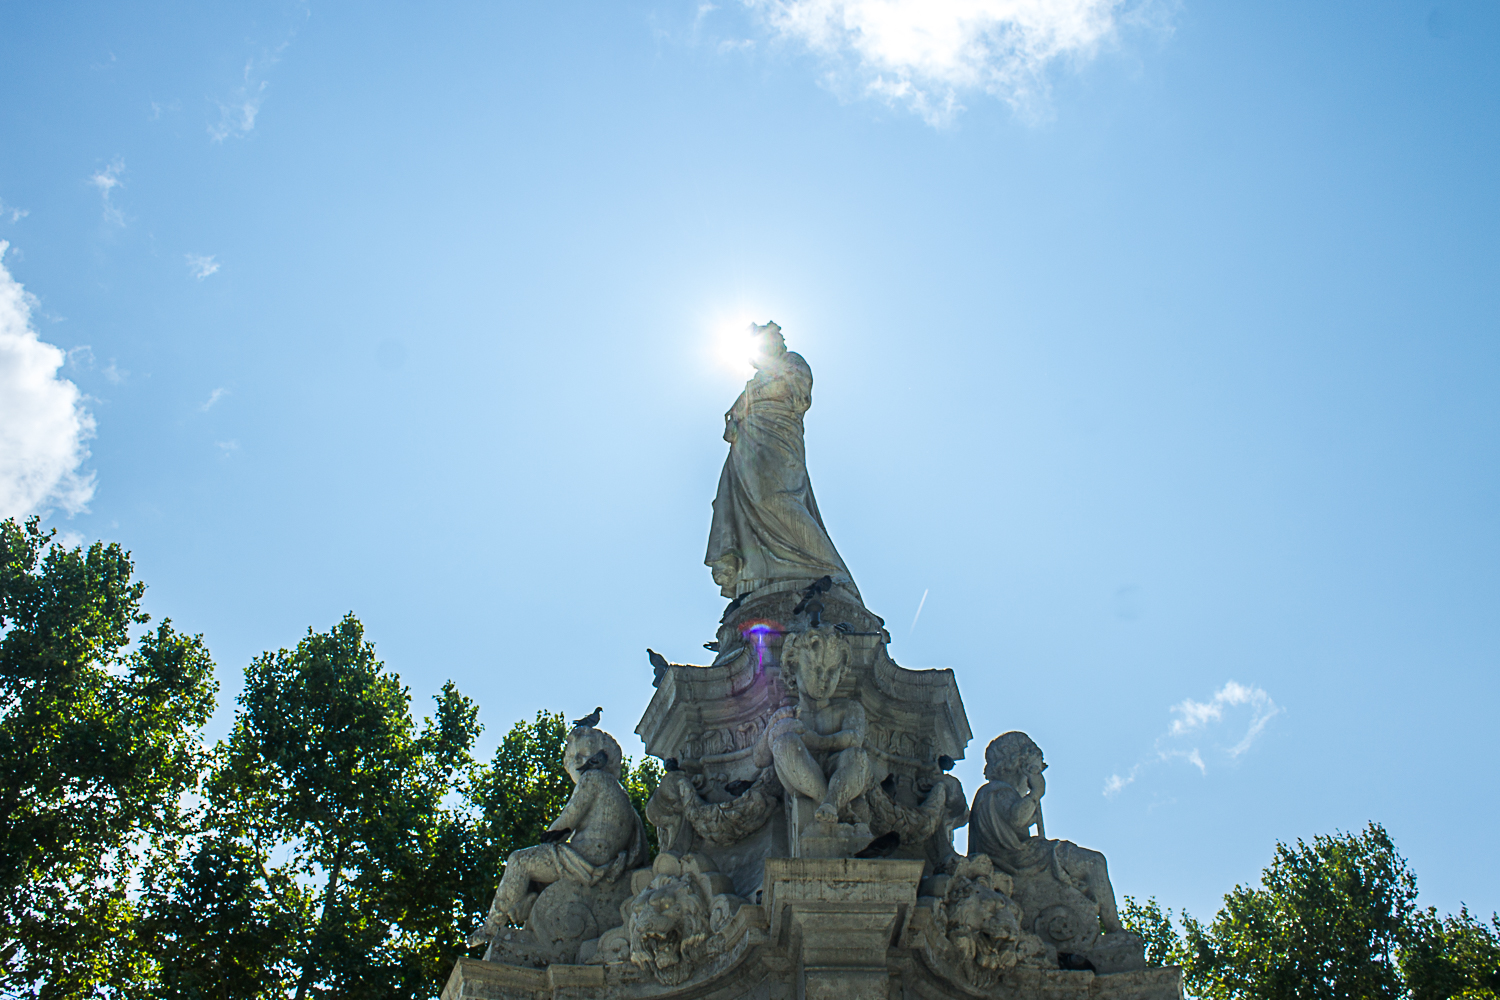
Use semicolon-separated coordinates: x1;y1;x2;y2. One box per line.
627;874;710;986
949;888;1024;972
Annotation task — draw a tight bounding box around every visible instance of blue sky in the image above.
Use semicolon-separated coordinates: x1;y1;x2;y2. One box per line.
1;0;1496;923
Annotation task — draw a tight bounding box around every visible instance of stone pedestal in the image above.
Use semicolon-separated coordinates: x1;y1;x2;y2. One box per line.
764;857;923;1000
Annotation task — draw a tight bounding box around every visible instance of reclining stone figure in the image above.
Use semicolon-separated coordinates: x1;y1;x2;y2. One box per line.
468;724;647;963
968;731;1143;968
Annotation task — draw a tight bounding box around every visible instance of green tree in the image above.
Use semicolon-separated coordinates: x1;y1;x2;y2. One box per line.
1121;895;1188;969
1180;822;1416;1000
0;517;217;999
171;614;481;1000
1401;905;1500;1000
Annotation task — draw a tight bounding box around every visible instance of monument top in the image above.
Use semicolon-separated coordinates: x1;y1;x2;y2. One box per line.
705;323;860;603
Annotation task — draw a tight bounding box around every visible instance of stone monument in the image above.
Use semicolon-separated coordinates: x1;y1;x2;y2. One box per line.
444;323;1182;1000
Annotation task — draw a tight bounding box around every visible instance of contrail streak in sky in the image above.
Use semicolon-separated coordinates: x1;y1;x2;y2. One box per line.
911;588;929;632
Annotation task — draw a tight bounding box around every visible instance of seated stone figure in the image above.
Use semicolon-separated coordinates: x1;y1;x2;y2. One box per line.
753;626;871;826
469;725;647;959
969;732;1136;962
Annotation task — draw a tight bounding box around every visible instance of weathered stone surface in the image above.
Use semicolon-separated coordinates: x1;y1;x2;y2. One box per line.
968;733;1146;975
468;726;648;967
443;857;1182;1000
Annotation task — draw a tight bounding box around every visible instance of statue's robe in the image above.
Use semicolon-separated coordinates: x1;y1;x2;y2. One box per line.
969;780;1090;896
705;351;859;600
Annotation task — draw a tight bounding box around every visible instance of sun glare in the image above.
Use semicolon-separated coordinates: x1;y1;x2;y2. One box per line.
708;315;761;379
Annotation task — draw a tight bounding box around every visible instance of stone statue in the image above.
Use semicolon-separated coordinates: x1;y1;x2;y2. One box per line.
468;725;647;965
753;627;873;857
588;853;746;985
918;855;1056;988
968;732;1144;968
705;322;859;601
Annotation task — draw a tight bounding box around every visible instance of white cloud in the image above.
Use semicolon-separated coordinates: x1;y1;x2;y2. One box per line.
209;75;266;142
744;0;1130;124
186;254;220;280
89;158;126;226
200;387;228;412
0;197;27;224
1104;680;1280;797
0;243;96;518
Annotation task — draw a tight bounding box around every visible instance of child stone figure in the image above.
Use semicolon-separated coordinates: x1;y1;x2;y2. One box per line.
755;626;871;825
469;725;646;945
968;731;1126;934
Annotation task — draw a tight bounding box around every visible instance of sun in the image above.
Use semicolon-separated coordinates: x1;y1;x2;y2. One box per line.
708;314;761;379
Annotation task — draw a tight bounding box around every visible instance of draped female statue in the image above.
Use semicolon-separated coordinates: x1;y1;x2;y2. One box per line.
705;323;859;601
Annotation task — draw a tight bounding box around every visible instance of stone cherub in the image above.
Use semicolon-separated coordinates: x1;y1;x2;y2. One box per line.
753;626;871;825
469;725;648;950
968;732;1129;948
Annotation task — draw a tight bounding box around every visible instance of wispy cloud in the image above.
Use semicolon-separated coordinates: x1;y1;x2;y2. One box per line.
89;158;126;226
1104;680;1280;797
0;242;96;518
200;387;228;412
0;197;27;224
209;62;267;142
743;0;1144;125
209;9;304;143
186;254;220;280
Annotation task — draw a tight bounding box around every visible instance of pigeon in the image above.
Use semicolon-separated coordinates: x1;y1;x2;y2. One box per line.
723;779;754;797
880;772;897;794
572;706;602;729
647;649;670;683
938;755;956;771
578;749;611;773
793;576;834;614
539;828;572;843
1059;954;1095;972
853;831;901;859
663;757;680;772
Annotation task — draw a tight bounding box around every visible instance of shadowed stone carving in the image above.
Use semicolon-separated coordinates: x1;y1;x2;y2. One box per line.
968;731;1147;971
919;855;1057;989
586;853;746;986
467;726;648;966
647;766;782;849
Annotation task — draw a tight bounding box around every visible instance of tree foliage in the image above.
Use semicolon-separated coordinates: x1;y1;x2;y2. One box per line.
152;614;483;1000
1400;905;1500;1000
1120;822;1500;1000
0;517;216;998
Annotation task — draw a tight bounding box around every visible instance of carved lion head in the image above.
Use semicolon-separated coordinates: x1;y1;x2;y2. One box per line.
626;873;711;986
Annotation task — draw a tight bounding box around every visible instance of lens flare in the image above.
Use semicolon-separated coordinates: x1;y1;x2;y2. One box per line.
741;619;781;672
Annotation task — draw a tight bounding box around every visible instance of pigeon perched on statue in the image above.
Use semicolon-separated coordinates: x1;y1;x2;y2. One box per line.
793;575;833;613
723;779;754;797
572;706;602;729
579;749;611;773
